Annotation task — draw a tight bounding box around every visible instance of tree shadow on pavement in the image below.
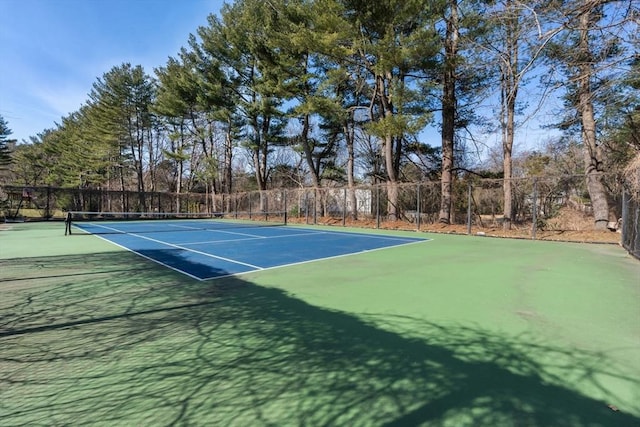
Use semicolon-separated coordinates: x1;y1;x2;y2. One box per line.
1;250;638;426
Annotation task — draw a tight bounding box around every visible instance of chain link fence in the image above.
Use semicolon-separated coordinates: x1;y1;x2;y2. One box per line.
1;174;632;245
0;185;210;220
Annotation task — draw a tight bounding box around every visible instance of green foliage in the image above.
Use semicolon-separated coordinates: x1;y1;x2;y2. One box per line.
600;55;640;172
5;0;637;206
543;1;632;138
0;114;13;166
9;138;50;186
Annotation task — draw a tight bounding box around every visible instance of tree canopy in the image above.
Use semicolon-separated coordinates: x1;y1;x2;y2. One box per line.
2;0;638;228
0;114;13;166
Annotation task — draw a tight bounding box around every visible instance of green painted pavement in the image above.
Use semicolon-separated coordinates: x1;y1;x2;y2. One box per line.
1;222;639;426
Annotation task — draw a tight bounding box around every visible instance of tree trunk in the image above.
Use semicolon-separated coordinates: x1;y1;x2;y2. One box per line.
439;0;458;224
249;110;269;212
376;73;399;221
300;113;321;188
175;134;184;213
146;128;153;193
577;8;609;230
119;157;127;211
224;123;233;212
253;147;266;210
501;0;519;230
502;65;517;231
384;134;398;221
344;116;357;220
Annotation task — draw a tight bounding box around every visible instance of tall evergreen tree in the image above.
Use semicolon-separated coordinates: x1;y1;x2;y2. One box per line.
438;0;459;224
198;0;288;210
276;0;370;216
8;131;53;186
155;55;202;210
432;0;488;224
88;63;156;210
599;33;640;173
341;0;440;220
44;108;112;187
0;114;13;166
545;0;635;229
187;35;242;208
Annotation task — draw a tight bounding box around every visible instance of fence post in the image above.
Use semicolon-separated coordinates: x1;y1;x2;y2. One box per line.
531;178;538;240
46;185;51;219
264;191;268;220
376;184;380;229
304;191;309;224
342;188;347;227
283;189;288;225
467;182;472;235
313;188;318;225
416;183;421;231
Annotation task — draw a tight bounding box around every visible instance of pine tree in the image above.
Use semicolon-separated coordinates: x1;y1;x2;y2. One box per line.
0;114;13;166
88;63;156;210
545;0;635;229
197;0;288;210
341;0;440;220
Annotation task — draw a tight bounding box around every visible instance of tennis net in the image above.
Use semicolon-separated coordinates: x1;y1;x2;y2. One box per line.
67;211;288;235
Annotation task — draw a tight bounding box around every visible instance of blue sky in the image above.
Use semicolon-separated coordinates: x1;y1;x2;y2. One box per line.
0;0;224;142
0;0;561;154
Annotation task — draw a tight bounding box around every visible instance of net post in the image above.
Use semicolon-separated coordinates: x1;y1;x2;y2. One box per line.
64;211;72;236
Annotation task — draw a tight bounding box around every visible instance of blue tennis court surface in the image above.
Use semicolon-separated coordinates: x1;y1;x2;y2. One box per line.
74;220;429;280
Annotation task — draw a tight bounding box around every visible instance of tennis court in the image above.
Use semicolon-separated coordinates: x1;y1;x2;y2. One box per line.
1;221;639;426
70;216;429;280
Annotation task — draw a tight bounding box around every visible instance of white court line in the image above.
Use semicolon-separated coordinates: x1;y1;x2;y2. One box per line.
177;228;418;247
82;231;203;281
177;231;329;246
80;222;430;281
201;238;431;281
81;222;263;271
306;228;427;243
167;223;266;239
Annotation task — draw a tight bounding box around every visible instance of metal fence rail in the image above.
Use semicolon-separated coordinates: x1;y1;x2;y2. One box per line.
0;185;210;220
1;174;631;243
